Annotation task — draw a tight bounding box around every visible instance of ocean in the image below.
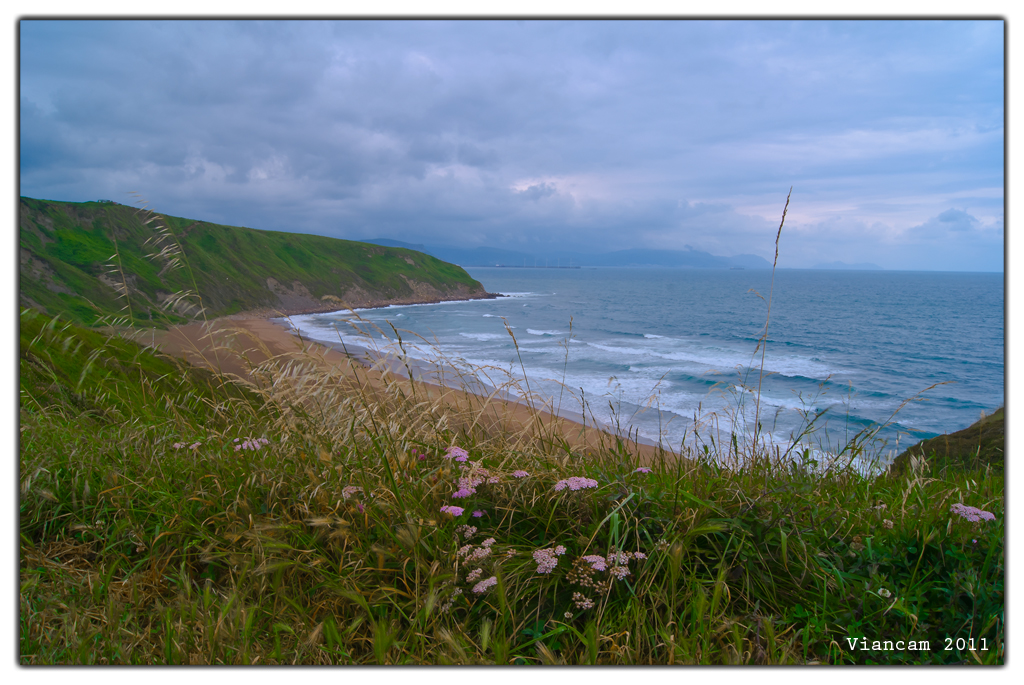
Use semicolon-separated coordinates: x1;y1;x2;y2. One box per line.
285;267;1004;465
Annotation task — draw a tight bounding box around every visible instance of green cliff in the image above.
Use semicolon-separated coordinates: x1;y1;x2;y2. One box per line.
19;196;492;327
888;407;1004;475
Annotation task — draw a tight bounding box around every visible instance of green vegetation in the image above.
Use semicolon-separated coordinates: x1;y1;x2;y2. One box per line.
889;408;1004;476
19;194;1003;664
19;196;487;327
19;306;1004;664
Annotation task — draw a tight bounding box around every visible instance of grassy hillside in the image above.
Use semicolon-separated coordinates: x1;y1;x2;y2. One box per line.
19;308;1003;664
888;408;1004;475
19;197;490;327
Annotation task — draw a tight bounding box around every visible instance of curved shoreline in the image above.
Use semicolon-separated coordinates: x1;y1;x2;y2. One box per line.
226;291;503;320
146;312;674;463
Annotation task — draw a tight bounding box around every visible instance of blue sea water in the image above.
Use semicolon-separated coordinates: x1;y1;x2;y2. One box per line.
287;267;1004;463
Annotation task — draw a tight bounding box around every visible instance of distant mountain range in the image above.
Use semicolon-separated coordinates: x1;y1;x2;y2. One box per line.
362;239;772;270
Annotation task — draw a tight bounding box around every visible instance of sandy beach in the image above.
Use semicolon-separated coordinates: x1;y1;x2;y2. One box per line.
147;311;674;464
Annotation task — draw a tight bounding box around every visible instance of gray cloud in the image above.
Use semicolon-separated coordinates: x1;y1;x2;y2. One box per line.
19;19;1004;271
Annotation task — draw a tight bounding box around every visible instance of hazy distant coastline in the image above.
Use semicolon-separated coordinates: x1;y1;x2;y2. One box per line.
811;260;884;270
363;239;771;269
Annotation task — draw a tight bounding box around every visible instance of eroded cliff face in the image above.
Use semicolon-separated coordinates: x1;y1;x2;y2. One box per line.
260;276;495;316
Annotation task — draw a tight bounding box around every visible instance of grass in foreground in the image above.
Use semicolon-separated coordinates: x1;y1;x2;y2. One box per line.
19;308;1004;665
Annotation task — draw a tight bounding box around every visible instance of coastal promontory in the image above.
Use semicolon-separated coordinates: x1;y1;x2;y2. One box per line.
19;197;495;326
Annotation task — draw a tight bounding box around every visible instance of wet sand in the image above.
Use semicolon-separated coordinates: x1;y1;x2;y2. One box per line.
147;314;675;464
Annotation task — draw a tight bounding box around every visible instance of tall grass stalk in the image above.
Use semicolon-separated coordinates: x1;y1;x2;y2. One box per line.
752;187;791;451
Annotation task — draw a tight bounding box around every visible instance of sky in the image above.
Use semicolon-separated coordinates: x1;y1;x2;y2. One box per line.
19;19;1005;271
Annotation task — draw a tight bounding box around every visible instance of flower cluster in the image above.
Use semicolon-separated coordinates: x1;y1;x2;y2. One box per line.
472;576;498;594
444;446;470;462
572;592;595;610
554;476;599;492
512;470;530;478
472;510;486;518
440;505;465;516
459;537;496;563
532;545;567;574
634;467;652;474
342;485;363;500
439;586;462;613
466;568;483;583
570;550;647;589
451;461;493;498
172;441;202;450
234;437;269;451
950;503;996;522
455;524;477;540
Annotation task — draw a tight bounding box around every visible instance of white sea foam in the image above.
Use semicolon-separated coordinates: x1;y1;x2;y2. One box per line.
459;332;504;341
288;267;1000;455
582;340;838;378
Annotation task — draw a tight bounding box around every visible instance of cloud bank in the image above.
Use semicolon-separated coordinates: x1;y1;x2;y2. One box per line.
20;19;1004;271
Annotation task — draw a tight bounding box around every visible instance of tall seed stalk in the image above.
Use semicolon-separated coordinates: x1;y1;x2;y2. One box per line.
753;188;791;451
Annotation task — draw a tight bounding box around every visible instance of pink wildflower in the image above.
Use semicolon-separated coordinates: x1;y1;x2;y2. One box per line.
572;592;595;610
554;476;599;492
607;551;630;566
452;488;474;499
609;565;631;580
950;503;996;523
235;436;270;451
444;446;469;461
440;505;465;516
532;545;567;574
466;568;483;583
467;546;492;562
472;576;498;593
582;554;607;571
634;467;652;474
472;510;485;518
512;470;530;478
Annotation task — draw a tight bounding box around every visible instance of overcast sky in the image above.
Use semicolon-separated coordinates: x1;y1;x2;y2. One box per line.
19;19;1004;271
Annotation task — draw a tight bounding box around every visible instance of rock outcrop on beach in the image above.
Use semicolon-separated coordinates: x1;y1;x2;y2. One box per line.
887;407;1004;475
19;197;496;325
